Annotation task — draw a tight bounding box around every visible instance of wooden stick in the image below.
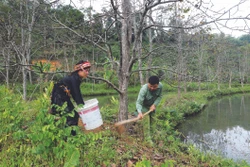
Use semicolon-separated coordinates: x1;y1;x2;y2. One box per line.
114;110;152;127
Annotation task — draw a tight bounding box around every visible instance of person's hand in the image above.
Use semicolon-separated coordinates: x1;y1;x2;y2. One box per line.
150;104;156;112
137;112;143;119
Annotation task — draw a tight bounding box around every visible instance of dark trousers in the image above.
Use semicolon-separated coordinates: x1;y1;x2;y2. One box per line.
51;84;79;135
136;110;155;140
149;111;155;132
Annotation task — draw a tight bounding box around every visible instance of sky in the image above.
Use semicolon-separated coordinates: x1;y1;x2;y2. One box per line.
61;0;250;38
204;0;250;37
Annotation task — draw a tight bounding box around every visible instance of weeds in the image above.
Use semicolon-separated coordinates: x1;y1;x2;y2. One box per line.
1;83;250;166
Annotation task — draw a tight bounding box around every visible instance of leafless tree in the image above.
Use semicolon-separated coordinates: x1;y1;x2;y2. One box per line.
62;0;250;121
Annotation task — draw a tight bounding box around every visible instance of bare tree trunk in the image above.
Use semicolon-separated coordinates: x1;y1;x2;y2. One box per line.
138;33;144;85
137;23;144;85
175;2;182;98
4;13;13;89
238;50;246;88
229;70;232;88
64;46;69;71
241;50;247;88
26;0;37;84
6;50;10;89
22;60;27;100
118;0;132;121
17;0;39;100
27;25;33;85
132;5;142;85
217;54;221;90
183;55;187;93
146;9;153;82
198;34;203;92
20;2;27;100
3;49;10;88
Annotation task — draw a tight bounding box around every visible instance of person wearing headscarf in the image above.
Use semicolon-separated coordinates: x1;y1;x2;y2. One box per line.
50;60;91;135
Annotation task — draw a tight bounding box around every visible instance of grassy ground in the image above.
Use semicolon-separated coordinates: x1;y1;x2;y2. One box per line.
1;82;250;166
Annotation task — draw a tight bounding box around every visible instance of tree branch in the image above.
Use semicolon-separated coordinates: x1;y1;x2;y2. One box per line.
87;75;122;94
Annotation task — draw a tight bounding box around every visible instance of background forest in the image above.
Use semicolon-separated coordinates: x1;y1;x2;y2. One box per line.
1;0;250;101
1;0;250;129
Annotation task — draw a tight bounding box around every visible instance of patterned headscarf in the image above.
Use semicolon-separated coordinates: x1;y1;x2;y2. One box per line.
74;61;91;71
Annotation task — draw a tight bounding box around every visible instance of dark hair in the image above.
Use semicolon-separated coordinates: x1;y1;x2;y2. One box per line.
75;60;88;65
148;76;159;85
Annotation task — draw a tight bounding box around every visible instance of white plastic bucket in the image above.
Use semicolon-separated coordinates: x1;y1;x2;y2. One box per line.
77;98;103;130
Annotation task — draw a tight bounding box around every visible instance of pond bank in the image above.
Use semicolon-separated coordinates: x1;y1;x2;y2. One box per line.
2;84;250;166
169;86;250;165
89;84;250;166
178;94;250;163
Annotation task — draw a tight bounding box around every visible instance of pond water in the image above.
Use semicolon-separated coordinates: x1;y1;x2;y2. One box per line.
177;94;250;163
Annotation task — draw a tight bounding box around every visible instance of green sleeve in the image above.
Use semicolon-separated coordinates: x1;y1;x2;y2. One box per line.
136;85;147;113
153;83;163;106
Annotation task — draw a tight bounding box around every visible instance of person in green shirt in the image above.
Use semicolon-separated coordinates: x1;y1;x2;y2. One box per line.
136;76;163;144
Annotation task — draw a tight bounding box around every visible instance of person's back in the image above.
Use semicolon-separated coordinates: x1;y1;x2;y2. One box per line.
50;60;91;135
51;72;83;115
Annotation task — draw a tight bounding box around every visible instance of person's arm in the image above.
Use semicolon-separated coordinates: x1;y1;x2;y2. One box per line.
68;77;84;105
153;83;163;107
149;104;156;112
138;112;143;119
72;86;84;105
71;84;84;105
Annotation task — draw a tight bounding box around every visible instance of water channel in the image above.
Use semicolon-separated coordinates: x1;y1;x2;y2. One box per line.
177;94;250;163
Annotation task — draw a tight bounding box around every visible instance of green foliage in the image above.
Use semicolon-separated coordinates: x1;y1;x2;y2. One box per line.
103;63;118;87
33;61;52;73
205;87;250;100
162;82;177;92
100;96;119;122
135;158;152;167
1;84;250;166
186;82;216;91
80;82;117;96
0;86;28;166
178;100;204;115
0;84;117;166
239;34;250;44
83;135;117;166
161;160;177;167
51;5;85;29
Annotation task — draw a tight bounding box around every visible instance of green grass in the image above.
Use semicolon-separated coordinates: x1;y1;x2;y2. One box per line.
1;82;250;166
